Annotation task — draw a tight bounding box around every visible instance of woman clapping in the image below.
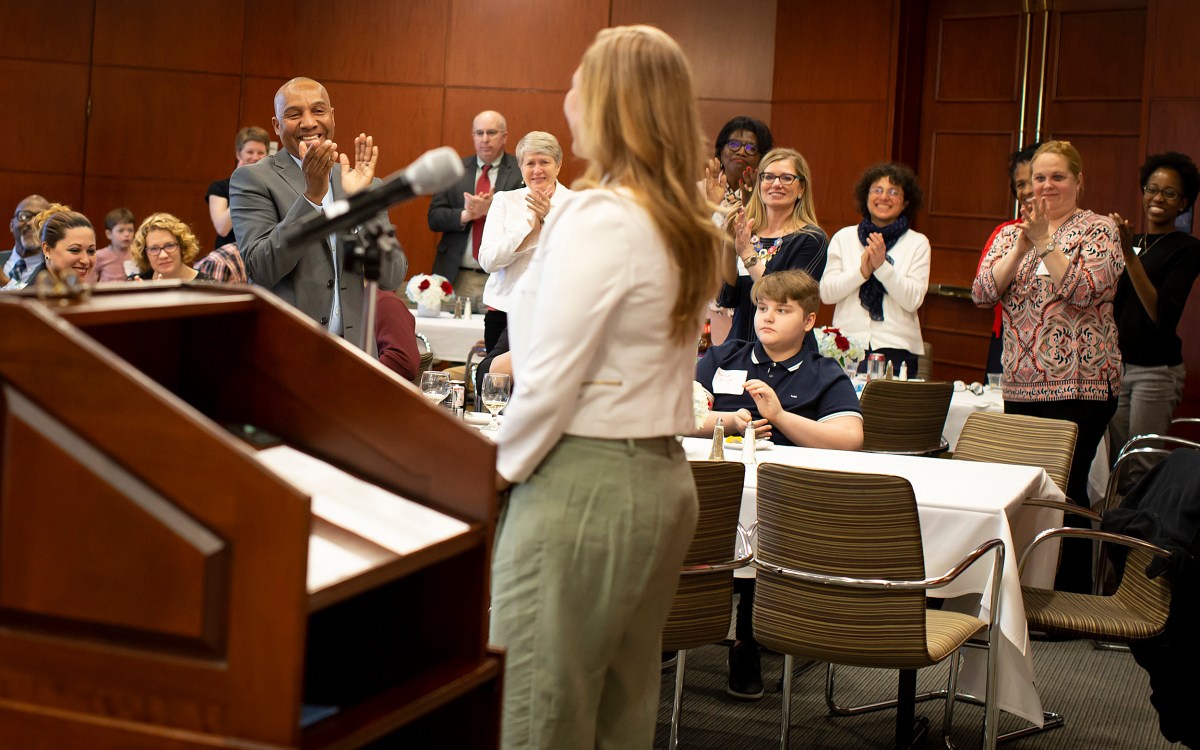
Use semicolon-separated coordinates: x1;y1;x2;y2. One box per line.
489;25;723;750
974;140;1124;593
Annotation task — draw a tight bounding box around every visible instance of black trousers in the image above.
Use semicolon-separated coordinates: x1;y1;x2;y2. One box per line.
484;309;507;353
1006;395;1119;593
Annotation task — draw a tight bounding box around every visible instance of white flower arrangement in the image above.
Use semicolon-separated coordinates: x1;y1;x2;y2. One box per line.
693;381;714;431
405;273;454;307
815;326;865;369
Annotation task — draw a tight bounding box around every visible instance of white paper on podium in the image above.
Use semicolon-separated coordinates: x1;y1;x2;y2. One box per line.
255;445;471;592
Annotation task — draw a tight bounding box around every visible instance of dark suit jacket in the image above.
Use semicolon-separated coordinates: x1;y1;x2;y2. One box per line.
230;150;407;342
427;152;523;282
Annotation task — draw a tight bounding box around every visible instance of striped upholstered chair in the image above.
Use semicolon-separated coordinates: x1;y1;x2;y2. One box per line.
661;460;749;749
1003;522;1173;742
752;465;1004;750
859;379;954;455
952;411;1077;496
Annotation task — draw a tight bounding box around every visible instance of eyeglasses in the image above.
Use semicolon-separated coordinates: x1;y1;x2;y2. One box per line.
14;210;35;222
473;129;505;138
759;172;800;186
146;242;179;256
1143;185;1182;201
724;140;758;156
870;186;904;198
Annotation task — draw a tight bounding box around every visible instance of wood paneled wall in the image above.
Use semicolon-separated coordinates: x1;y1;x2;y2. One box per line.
6;0;1199;412
1143;0;1200;417
0;0;775;277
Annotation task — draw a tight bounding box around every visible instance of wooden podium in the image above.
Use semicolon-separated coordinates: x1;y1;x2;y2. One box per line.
0;283;501;749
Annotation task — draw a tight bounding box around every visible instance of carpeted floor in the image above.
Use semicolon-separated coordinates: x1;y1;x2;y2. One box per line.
654;638;1176;749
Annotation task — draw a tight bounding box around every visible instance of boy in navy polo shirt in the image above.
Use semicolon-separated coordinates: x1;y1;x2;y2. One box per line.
693;269;864;701
695;269;863;449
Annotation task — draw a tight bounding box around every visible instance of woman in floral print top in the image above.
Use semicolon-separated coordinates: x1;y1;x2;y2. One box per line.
973;139;1123;594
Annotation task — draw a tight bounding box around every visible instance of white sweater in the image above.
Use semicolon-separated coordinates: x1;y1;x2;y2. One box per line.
819;224;930;354
477;182;572;312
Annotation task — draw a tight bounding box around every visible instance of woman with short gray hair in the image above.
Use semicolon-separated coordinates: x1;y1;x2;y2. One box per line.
477;130;572;350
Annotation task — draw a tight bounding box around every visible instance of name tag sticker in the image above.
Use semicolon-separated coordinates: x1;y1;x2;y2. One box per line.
712;368;748;395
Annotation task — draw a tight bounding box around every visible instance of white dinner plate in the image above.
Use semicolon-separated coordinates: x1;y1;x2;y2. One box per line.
721;438;773;451
464;411;502;426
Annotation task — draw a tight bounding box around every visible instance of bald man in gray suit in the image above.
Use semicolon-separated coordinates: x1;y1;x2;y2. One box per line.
231;77;406;344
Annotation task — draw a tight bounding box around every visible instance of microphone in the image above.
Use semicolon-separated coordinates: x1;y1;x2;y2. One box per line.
286;146;465;247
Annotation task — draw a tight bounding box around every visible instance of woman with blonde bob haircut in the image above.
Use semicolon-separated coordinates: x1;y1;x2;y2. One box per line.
130;213;211;281
490;25;723;750
720;146;827;343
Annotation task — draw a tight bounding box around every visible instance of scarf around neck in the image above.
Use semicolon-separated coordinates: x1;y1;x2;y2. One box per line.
857;215;909;321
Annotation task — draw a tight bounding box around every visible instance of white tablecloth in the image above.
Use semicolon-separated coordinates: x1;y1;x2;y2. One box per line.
684;437;1064;726
413;311;485;363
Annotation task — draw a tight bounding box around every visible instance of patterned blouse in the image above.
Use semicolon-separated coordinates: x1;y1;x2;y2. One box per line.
973;210;1124;402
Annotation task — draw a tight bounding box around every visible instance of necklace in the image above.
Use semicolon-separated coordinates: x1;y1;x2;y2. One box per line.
1136;232;1171;257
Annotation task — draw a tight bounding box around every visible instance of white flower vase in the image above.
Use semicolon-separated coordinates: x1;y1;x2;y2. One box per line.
416;300;442;318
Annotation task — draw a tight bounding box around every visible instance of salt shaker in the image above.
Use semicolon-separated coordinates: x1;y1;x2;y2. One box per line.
708;417;726;461
899;361;908;381
743;424;757;465
463;297;472;319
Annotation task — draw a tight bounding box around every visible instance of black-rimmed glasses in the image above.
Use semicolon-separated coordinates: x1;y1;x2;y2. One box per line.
1143;185;1182;201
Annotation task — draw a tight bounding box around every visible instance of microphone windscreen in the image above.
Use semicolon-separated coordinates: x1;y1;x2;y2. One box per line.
407;147;465;195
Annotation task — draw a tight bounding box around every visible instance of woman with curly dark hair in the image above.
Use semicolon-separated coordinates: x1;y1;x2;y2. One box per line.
820;162;929;374
1108;151;1200;486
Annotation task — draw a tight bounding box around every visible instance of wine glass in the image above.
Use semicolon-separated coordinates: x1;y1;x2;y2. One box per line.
420;371;451;407
480;373;511;432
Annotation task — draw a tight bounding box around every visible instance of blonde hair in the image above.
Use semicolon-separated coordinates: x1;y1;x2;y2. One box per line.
739;148;820;235
571;25;723;344
130;212;201;273
1032;140;1083;178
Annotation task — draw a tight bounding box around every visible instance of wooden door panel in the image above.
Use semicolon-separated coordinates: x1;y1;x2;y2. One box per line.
917;0;1029;380
934;14;1023;102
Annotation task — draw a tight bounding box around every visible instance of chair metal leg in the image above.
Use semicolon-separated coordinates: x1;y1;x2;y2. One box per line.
982;625;1001;750
942;651;961;749
1091;640;1131;652
825;663;943;716
945;692;1065;743
668;649;687;750
780;653;793;750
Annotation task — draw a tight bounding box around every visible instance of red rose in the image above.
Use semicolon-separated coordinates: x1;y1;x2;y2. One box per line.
418;279;431;291
441;281;453;295
835;335;850;351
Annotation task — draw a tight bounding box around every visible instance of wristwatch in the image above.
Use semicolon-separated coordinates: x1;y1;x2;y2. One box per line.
742;254;759;269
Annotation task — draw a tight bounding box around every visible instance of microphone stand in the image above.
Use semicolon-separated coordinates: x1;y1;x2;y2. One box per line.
342;215;402;356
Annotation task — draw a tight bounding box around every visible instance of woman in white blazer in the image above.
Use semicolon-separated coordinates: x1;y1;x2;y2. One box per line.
489;26;724;750
477;131;571;351
819;162;930;375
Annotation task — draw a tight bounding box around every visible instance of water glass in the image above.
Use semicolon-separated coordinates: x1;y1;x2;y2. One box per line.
420;371;451;407
480;373;511;432
987;372;1002;390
